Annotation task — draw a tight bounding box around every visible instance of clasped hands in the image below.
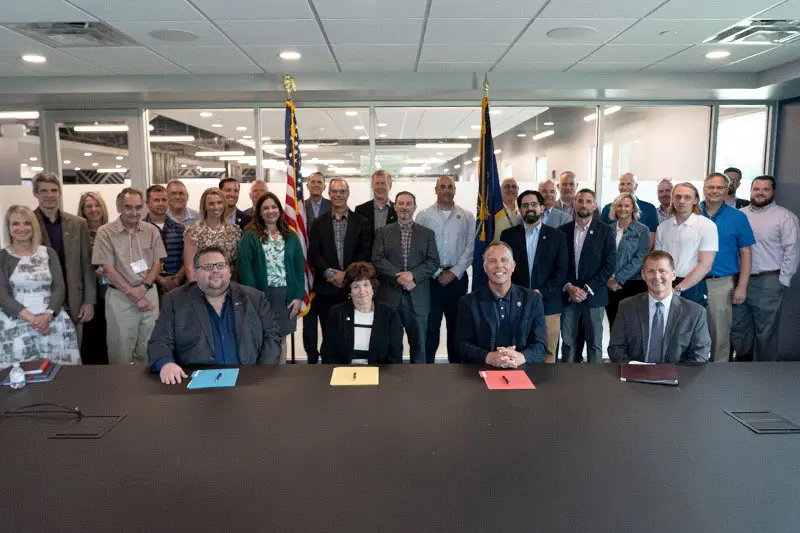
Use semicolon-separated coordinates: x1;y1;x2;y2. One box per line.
126;285;153;312
396;271;415;291
486;347;525;368
566;283;588;303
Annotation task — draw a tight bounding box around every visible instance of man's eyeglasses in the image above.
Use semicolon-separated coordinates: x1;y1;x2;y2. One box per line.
520;202;540;209
197;262;228;272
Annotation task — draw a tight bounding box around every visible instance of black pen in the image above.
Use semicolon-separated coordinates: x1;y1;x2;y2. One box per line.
353;371;357;381
502;375;511;385
215;372;223;382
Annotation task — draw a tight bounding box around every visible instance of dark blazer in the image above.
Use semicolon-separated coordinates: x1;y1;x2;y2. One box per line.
233;209;252;231
608;293;711;363
734;197;750;209
559;218;616;308
355;200;397;233
147;282;282;368
35;208;96;322
500;223;568;316
456;284;547;364
320;300;403;364
372;222;440;314
305;197;332;229
308;209;372;297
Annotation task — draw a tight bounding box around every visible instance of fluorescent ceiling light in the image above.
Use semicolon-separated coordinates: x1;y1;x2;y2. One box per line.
494;149;501;154
544;121;554;126
236;126;247;131
150;135;195;142
472;156;480;161
0;111;39;119
458;135;468;139
517;133;527;137
377;123;387;127
705;50;731;59
262;137;271;141
416;143;472;149
279;51;302;60
115;165;122;168
353;126;364;130
443;168;450;172
31;166;43;171
454;164;461;169
464;160;472;165
74;167;81;170
74;124;129;132
211;123;223;128
63;160;70;164
180;164;187;168
584;106;622;121
22;54;46;63
200;112;213;117
199;167;226;172
378;133;388;138
83;152;92;156
195;150;245;157
242;135;252;139
21;163;27;167
532;130;555;140
91;162;98;166
345;111;358;116
358;136;369;140
98;168;127;173
29;156;37;161
115;156;124;160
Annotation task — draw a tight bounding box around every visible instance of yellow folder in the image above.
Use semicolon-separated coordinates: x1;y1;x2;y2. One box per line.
330;366;379;386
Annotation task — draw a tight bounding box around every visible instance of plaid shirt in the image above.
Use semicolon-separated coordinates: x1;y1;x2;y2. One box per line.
332;210;349;270
399;220;413;270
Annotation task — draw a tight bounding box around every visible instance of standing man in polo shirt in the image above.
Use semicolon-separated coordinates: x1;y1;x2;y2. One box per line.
145;185;186;301
93;188;166;365
724;167;750;208
538;179;573;228
31;173;95;340
166;179;200;228
655;182;718;306
219;177;252;231
656;179;673;224
731;176;799;361
416;175;475;363
493;177;521;240
243;179;268;218
600;173;659;248
355;169;397;237
699;173;754;362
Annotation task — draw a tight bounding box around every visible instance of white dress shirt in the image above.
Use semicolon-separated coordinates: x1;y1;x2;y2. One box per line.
573;221;591;274
655;213;718;278
740;202;800;287
415;203;475;279
646;292;673;355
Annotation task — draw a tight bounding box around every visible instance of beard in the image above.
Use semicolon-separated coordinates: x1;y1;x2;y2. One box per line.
751;194;773;208
576;208;592;218
523;211;541;224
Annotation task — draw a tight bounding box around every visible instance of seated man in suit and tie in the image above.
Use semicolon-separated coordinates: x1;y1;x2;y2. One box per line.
609;250;711;363
148;245;282;384
457;241;547;367
501;190;567;363
372;191;440;364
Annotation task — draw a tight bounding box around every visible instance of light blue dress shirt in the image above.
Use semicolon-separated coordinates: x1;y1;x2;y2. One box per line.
524;223;541;289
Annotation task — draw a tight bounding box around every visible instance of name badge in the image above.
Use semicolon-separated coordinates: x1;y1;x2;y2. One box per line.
130;259;149;274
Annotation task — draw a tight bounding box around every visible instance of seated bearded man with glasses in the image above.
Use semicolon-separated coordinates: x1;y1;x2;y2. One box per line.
147;245;282;384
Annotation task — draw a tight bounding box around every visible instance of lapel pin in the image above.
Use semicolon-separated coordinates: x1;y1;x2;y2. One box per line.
590;230;594;235
517;302;522;307
543;235;547;240
346;317;351;321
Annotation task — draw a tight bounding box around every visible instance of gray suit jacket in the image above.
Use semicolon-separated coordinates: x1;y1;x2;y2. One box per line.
147;282;282;368
305;197;332;228
35;209;96;322
372;222;440;314
543;207;572;228
608;293;710;363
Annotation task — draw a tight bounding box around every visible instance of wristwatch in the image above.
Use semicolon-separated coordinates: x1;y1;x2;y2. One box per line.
144;282;154;290
675;285;684;294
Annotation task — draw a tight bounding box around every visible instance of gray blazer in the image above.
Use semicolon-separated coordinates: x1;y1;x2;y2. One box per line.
544;207;572;228
305;197;332;228
34;209;96;322
612;220;650;283
147;282;282;368
0;246;65;317
372;222;440;315
608;293;710;363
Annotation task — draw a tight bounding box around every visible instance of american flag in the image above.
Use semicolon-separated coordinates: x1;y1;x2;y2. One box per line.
284;99;313;315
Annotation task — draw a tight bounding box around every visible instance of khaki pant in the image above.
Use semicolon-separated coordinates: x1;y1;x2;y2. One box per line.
545;314;561;364
105;286;159;365
706;276;734;362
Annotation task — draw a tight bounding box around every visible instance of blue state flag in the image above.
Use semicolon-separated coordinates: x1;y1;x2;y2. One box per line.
472;94;504;290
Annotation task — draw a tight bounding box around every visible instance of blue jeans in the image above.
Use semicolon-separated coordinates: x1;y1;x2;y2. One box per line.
560;303;605;363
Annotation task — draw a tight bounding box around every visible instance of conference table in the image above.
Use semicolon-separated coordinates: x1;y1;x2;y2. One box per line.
1;363;799;532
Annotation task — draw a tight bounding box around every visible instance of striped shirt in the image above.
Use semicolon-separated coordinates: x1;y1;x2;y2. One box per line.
146;214;185;276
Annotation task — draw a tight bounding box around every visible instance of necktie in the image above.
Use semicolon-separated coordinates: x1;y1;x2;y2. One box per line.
647;302;665;363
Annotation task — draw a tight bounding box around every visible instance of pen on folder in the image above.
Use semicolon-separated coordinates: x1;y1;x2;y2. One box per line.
502;375;511;384
353;372;357;381
215;372;223;382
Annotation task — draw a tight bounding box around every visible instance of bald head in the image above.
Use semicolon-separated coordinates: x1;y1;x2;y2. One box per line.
538;179;557;209
557;171;577;205
435;175;456;208
619;173;638;194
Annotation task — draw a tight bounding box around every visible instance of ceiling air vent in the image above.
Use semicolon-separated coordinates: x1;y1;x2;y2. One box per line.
705;19;800;45
2;22;139;48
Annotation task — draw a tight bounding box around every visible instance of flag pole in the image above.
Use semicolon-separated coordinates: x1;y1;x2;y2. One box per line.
285;75;297;364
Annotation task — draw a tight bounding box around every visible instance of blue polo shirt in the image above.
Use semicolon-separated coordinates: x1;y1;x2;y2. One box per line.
601;199;659;233
700;202;756;277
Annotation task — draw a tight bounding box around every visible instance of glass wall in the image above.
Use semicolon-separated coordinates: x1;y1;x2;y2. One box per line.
0;110;41;185
714;105;769;190
57;119;131;185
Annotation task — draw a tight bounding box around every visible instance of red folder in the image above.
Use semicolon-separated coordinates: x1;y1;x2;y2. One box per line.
479;370;536;390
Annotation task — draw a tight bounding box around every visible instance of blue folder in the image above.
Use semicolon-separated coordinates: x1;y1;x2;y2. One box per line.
187;368;239;389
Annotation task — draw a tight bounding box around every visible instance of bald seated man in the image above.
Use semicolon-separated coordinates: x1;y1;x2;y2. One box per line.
538;179;573;228
600;173;659;248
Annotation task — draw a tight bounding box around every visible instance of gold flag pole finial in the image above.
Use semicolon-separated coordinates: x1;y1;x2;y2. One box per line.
283;75;296;100
483;73;489;98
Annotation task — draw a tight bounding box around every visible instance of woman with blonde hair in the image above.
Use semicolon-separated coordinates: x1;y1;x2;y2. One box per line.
0;205;80;368
183;187;242;282
77;191;110;364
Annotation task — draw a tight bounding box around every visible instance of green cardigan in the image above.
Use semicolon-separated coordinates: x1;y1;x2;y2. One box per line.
237;229;304;304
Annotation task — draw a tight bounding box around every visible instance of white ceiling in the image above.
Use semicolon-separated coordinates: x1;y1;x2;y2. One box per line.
0;0;797;77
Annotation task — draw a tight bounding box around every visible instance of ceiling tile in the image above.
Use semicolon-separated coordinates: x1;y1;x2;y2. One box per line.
417;61;496;72
539;0;665;19
419;44;508;62
242;45;334;67
184;63;263;74
757;0;800;19
0;49;112;75
492;62;573;72
429;0;548;18
568;62;651;72
69;0;204;22
0;1;97;23
339;61;415;72
190;0;313;20
721;45;800;72
215;20;325;46
315;0;428;19
323;19;424;45
582;44;690;63
650;0;780;19
64;46;184;67
647;43;778;68
262;62;340;74
153;45;253;65
102;62;189;75
424;18;530;44
501;43;597;63
518;18;636;45
110;20;230;47
610;19;740;45
333;44;418;63
0;26;55;52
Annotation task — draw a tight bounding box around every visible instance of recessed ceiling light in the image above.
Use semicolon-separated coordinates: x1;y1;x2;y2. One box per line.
211;123;223;128
458;135;468;139
29;156;37;161
74;167;81;171
22;54;46;63
705;50;731;60
378;133;388;138
236;126;247;131
148;124;155;131
21;163;27;167
63;160;70;164
517;133;527;138
242;135;252;139
180;164;187;168
31;166;43;171
345;111;358;116
116;156;124;160
377;122;387;127
359;135;369;140
149;29;199;42
115;164;122;168
443;168;450;172
464;160;472;165
83;152;92;156
544;121;554;126
280;51;302;60
494;149;501;154
200;112;213;117
546;27;597;40
92;162;98;167
532;130;555;140
472;156;480;161
353;125;364;130
454;164;461;169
